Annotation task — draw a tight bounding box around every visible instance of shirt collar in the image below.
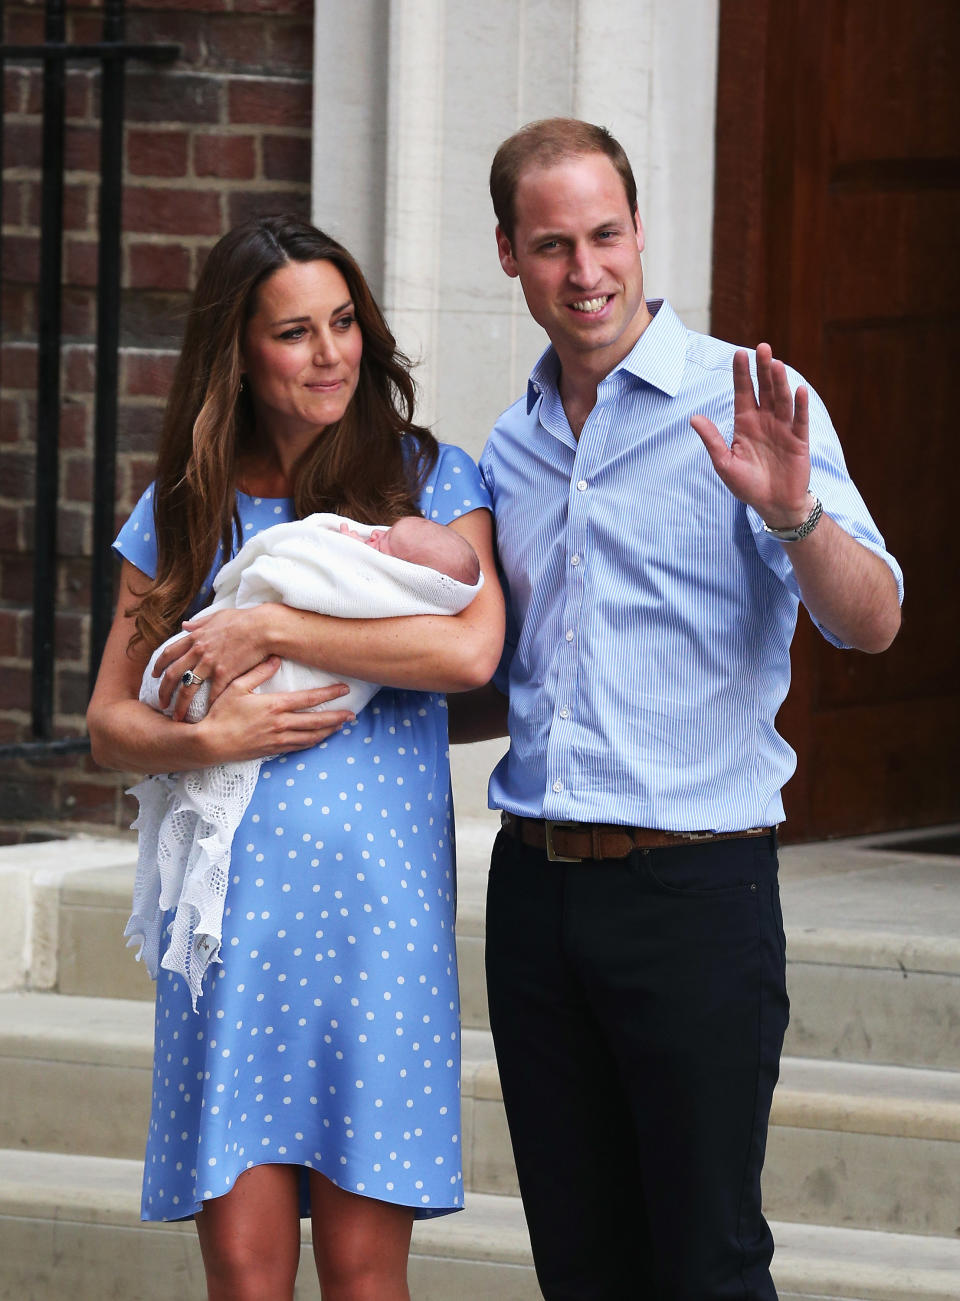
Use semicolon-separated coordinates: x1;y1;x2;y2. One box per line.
524;298;688;412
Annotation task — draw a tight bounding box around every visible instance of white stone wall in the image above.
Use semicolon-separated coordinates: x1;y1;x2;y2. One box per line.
312;0;719;816
313;0;718;455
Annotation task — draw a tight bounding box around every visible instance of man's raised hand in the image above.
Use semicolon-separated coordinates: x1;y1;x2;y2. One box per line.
690;342;812;527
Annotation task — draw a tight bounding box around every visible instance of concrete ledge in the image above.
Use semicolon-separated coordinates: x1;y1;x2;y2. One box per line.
2;1149;959;1301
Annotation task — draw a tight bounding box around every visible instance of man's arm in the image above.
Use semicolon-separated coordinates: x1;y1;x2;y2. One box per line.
447;681;509;744
690;344;901;654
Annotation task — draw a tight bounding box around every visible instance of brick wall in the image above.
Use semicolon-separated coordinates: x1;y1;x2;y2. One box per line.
0;0;314;839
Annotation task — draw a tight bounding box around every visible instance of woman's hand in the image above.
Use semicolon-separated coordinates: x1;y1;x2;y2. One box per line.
154;606;274;720
196;656;356;761
88;562;356;774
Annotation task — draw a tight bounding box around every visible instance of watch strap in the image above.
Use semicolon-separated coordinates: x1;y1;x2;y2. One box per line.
761;494;823;542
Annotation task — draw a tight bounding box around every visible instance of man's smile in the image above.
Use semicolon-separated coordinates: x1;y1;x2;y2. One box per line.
569;294;612;314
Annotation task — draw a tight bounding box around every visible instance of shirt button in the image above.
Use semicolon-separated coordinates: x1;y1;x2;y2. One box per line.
565;629;574;642
577;479;588;491
559;708;569;718
552;780;563;793
571;554;580;566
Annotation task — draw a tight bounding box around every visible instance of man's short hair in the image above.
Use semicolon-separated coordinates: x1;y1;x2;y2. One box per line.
490;117;639;246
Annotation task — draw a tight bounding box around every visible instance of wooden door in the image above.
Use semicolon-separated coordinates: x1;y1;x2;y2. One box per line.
712;0;960;840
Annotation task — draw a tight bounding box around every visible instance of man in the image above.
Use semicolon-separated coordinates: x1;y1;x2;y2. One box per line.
450;119;902;1299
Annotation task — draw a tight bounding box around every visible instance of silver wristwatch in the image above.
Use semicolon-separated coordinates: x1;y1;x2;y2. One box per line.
761;494;823;542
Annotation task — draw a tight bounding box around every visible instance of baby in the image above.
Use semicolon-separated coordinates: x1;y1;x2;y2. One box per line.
339;515;480;585
128;511;483;1006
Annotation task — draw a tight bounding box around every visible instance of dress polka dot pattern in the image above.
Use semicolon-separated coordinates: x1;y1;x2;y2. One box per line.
114;443;490;1222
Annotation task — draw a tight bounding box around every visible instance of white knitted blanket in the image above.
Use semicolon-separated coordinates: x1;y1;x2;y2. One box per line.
125;513;482;1009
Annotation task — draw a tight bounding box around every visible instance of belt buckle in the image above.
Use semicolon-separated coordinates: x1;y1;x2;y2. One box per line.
545;820;582;863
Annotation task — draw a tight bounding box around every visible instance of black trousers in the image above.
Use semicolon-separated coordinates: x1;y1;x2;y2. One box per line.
485;828;789;1301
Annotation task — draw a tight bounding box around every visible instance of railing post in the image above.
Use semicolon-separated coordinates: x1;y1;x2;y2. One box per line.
89;0;126;691
0;4;178;760
32;0;68;740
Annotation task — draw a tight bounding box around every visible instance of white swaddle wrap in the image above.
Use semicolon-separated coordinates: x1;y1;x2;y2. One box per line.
125;513;482;1008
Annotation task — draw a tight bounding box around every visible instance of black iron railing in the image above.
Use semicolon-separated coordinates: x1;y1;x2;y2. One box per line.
0;0;179;759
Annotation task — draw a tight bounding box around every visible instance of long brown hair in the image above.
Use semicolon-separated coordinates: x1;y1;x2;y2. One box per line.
131;215;438;650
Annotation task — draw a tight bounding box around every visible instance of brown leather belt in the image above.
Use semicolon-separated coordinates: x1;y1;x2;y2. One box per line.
501;812;772;863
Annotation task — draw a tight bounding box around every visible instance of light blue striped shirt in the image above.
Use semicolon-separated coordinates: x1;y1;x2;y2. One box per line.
479;300;903;832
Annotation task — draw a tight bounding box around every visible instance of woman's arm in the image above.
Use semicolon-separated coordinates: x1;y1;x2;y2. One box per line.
155;509;506;721
87;560;356;773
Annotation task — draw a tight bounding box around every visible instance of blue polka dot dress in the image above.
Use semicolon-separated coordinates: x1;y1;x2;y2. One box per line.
114;443;491;1222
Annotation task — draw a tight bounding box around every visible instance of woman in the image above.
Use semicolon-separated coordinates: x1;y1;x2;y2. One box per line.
87;215;503;1301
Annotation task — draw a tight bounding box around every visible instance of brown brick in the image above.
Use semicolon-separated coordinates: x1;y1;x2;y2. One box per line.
124;186;222;236
3;11;43;46
1;342;38;390
58;504;91;557
124;350;179;399
65;69;96;122
228;188;310;229
64;237;100;288
1;283;35;336
205;16;273;70
63;345;97;394
0;501;23;548
0;774;58;824
3;68;27;115
126;11;205;66
3;235;41;284
15;609;31;659
263;133;311;184
127;240;192;292
60;401;91;451
0;556;33;605
62;289;97;341
228;77;311;130
20;177;41;227
117;401;165;453
65;125;100;173
64;182;92;233
128;0;230;11
22;67;42;116
268;20;314;76
4;121;41;170
60;778;118;824
2;178;23;228
233;0;312;15
0;719;27;747
126;129;190;179
64;454;93;503
68;11;103;45
117;289;190;349
0;666;33;712
1;450;36;500
0;401;25;448
60;557;92;607
193;132;256;180
55;610;88;664
56;666;92;717
126;70;222;126
0;610;19;658
127;454;159;503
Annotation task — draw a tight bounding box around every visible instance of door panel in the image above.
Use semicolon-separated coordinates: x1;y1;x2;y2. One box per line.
713;0;960;839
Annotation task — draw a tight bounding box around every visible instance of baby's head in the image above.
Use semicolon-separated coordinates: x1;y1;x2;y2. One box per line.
369;516;480;584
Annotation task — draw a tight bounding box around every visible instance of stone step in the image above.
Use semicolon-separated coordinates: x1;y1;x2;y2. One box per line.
463;1029;960;1238
0;1147;536;1300
3;991;959;1235
2;1147;959;1301
4;826;960;1068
